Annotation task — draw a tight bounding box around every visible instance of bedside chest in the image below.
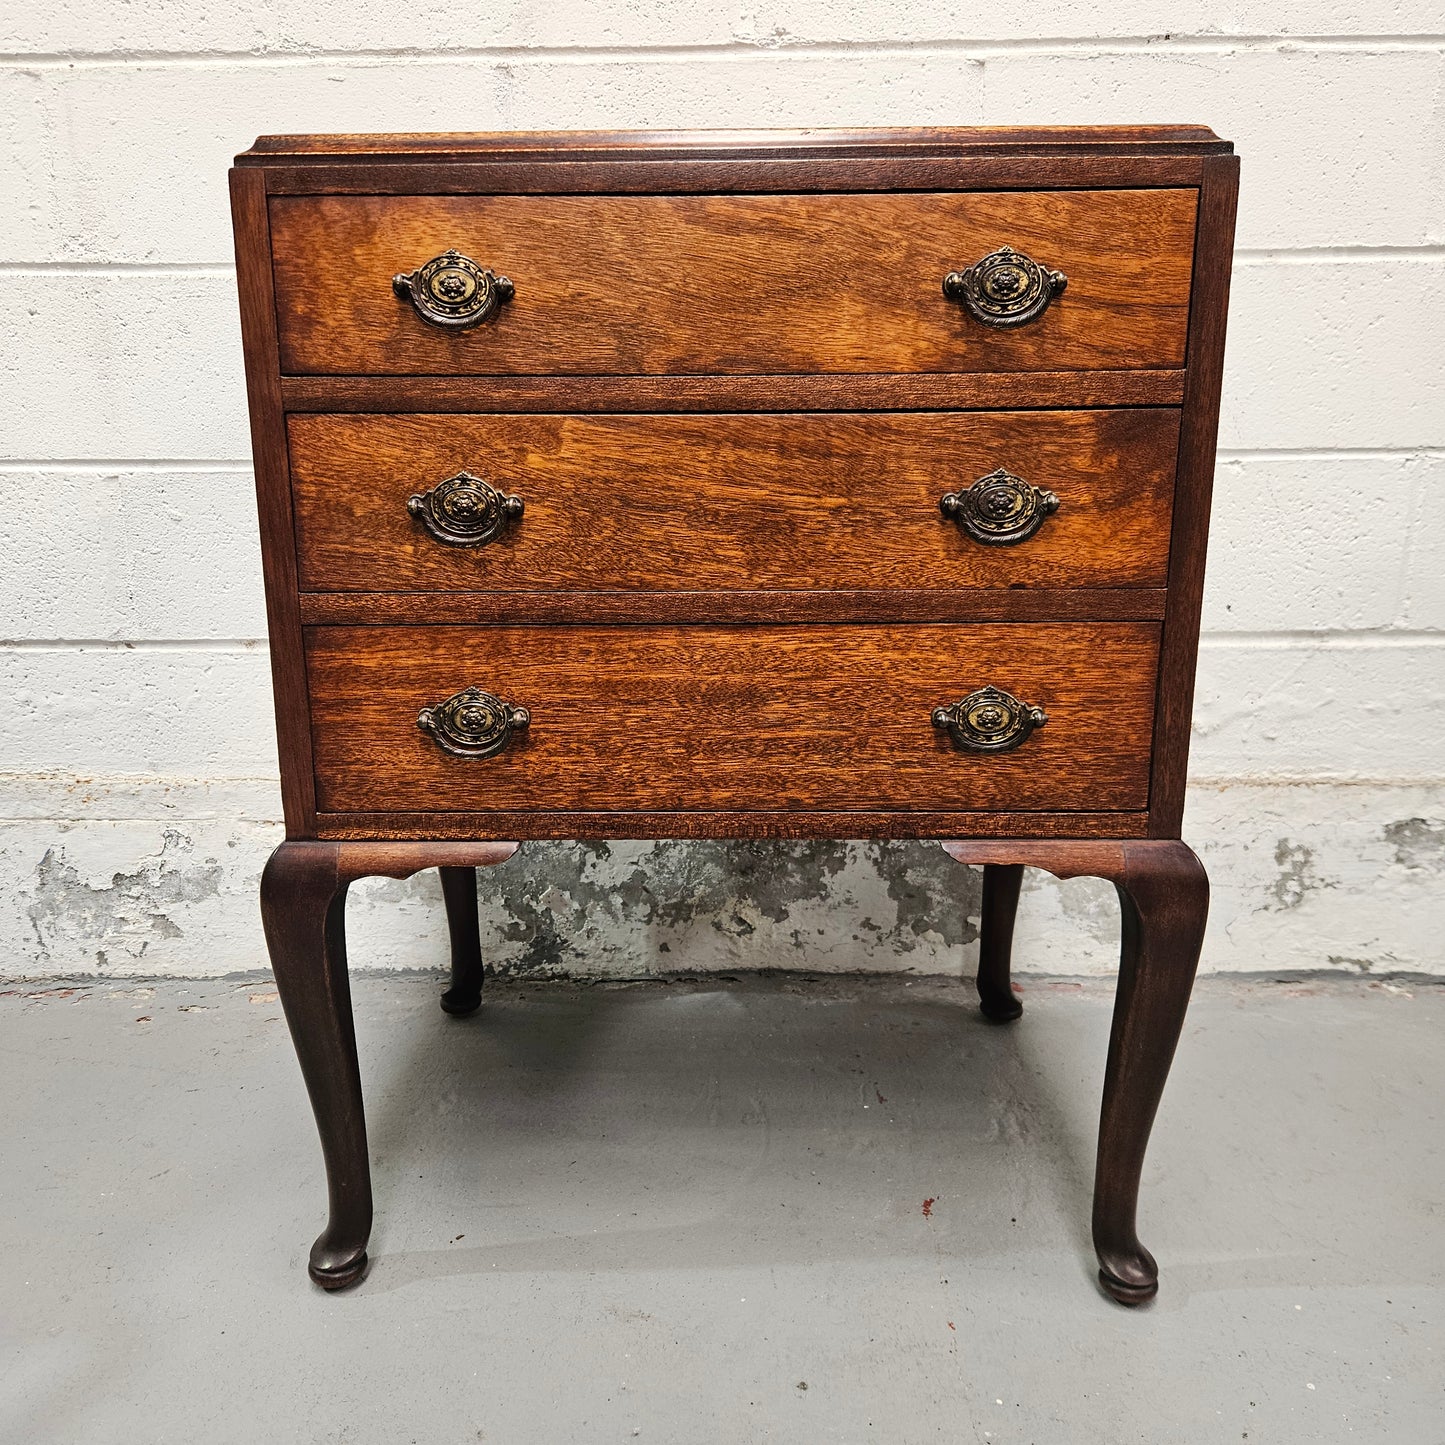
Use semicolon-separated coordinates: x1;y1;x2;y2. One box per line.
230;127;1238;1303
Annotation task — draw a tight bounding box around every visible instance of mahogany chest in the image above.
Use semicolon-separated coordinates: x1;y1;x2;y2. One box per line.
232;127;1238;1302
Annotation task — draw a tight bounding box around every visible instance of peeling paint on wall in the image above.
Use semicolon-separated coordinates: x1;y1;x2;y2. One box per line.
463;840;982;978
1269;839;1328;911
3;784;1444;979
1383;817;1445;871
26;828;222;967
865;841;978;950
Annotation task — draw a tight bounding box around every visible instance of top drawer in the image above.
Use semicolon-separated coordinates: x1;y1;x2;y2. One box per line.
269;190;1197;377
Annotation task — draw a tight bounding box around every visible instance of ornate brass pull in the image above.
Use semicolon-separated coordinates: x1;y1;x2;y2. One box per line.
943;246;1066;328
417;687;530;759
392;249;514;330
408;471;523;547
932;686;1047;754
940;468;1059;546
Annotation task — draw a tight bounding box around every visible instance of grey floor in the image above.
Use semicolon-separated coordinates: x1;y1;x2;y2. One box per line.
2;973;1441;1444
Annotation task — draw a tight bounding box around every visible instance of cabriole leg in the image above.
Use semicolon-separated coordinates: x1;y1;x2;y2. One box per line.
260;842;372;1290
439;865;484;1016
977;862;1025;1022
1093;841;1209;1305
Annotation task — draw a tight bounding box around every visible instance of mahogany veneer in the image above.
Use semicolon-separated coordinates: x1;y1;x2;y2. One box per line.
232;126;1237;1304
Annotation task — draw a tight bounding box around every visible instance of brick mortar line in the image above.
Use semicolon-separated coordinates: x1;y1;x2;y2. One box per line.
1196;633;1445;648
16;769;1423;787
3;633;1443;652
2;449;1442;474
1236;247;1445;263
1;639;267;651
0;264;237;276
3;772;1440;790
2;34;1444;67
1216;447;1445;460
0;459;251;471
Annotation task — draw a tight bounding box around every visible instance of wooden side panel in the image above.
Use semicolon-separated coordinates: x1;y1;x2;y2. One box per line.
306;623;1160;814
229;167;316;834
1148;154;1240;837
270;190;1197;376
289;410;1179;593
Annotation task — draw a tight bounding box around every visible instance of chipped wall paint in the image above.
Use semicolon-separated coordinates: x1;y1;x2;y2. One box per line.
3;783;1442;980
2;11;1444;982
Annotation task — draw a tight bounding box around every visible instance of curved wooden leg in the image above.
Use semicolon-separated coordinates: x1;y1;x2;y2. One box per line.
260;841;515;1290
1093;841;1209;1305
260;841;371;1291
945;839;1211;1303
438;865;484;1016
977;862;1024;1022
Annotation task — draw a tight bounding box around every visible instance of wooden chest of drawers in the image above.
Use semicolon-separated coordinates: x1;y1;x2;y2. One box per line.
232;127;1238;1303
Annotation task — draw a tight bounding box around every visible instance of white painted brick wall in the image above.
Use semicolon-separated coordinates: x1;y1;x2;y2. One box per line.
2;5;1443;980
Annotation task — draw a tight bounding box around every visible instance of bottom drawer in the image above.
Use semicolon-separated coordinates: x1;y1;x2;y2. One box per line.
306;623;1159;815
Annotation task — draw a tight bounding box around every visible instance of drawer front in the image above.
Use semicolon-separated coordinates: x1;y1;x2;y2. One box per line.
306;623;1159;814
290;410;1178;593
270;190;1196;376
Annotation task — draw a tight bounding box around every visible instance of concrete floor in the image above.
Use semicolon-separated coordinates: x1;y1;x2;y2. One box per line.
1;974;1441;1444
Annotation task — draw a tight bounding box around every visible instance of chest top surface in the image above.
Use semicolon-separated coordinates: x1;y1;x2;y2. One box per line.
235;125;1231;161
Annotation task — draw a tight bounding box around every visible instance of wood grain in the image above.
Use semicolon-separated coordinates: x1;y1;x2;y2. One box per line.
297;589;1168;627
270;190;1197;376
289;410;1179;593
279;371;1187;413
305;623;1160;814
315;811;1149;841
943;838;1128;875
262;158;1210;199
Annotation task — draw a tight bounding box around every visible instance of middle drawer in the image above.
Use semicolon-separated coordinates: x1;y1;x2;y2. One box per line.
289;410;1178;592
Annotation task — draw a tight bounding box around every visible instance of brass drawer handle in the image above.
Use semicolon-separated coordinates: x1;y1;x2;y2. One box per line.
408;471;523;547
418;687;530;759
932;686;1047;753
392;249;514;330
943;246;1066;328
940;468;1059;545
